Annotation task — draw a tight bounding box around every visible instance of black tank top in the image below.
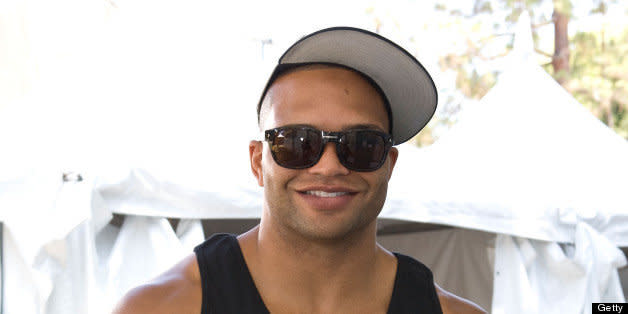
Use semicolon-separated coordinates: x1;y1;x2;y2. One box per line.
194;234;443;314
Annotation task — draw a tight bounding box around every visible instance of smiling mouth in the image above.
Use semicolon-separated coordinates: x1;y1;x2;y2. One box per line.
296;188;357;210
304;190;351;197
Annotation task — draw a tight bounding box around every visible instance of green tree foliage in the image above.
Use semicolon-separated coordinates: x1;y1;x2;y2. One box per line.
565;27;628;137
436;0;628;140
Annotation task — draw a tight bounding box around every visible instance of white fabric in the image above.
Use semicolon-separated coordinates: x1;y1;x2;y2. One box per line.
43;222;100;314
0;169;206;314
95;169;262;219
0;172;100;314
492;223;626;314
39;178;102;314
176;219;206;253
104;216;188;310
0;171;69;269
2;226;46;314
0;172;112;314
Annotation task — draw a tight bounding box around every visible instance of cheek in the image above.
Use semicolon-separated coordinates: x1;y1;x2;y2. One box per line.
363;171;391;204
380;155;396;181
370;175;389;197
261;148;293;187
261;154;277;187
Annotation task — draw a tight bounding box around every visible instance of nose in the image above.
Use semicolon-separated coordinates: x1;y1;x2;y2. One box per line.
307;142;350;176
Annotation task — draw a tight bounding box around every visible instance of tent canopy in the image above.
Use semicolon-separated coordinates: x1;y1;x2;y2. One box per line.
383;12;628;246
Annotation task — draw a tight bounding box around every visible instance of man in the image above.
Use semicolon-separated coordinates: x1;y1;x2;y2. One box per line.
114;27;486;313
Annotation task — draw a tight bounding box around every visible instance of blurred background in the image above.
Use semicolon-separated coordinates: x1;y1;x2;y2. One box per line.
1;0;627;313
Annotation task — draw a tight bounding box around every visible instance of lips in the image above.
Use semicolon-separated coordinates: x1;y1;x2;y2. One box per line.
297;185;358;194
296;186;358;211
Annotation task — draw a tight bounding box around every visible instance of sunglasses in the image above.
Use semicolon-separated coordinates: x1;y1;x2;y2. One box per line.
264;126;394;172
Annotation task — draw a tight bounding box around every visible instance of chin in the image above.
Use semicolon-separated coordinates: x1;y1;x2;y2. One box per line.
289;217;373;243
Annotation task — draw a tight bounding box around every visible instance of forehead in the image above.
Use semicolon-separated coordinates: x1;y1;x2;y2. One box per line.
261;66;389;132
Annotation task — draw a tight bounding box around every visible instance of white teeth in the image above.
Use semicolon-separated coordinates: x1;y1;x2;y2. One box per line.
305;190;349;197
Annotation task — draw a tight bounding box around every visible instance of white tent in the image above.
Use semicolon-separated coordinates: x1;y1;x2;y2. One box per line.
379;11;628;313
1;7;626;314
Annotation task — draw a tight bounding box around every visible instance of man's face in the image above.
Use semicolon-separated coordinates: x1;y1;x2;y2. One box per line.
250;66;398;241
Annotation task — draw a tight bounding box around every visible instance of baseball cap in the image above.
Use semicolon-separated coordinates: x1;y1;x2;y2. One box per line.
257;26;437;144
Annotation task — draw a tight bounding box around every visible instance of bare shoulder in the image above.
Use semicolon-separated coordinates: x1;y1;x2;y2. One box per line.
435;284;487;314
112;253;202;314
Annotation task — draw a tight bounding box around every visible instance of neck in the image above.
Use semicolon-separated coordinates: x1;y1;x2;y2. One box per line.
259;213;379;274
237;205;400;313
238;211;391;310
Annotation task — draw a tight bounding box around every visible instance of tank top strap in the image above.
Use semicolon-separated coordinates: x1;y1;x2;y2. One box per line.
194;233;269;314
387;253;443;314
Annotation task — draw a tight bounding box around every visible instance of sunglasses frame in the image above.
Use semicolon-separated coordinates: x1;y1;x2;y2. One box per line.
264;126;394;172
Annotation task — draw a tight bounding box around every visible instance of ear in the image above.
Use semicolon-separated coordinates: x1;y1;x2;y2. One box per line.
385;147;399;181
249;140;264;187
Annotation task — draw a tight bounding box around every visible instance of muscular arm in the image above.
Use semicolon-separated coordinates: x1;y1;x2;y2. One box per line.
435;284;487;314
112;254;202;314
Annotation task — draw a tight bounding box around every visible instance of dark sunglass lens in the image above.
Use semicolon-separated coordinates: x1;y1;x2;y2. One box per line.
272;128;322;168
338;131;388;171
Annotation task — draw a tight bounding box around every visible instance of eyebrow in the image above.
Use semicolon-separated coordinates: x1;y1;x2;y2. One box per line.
342;123;387;132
